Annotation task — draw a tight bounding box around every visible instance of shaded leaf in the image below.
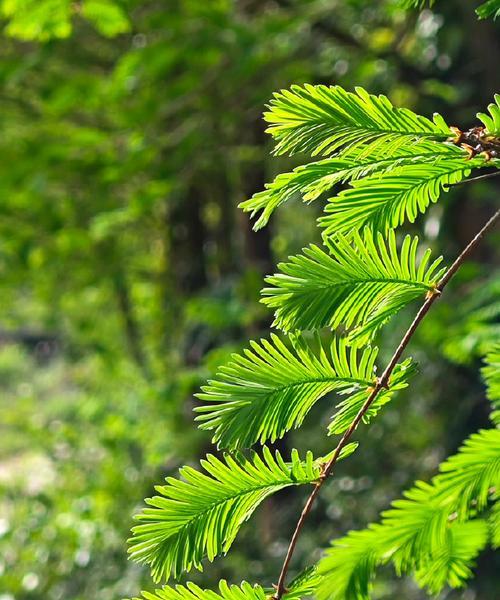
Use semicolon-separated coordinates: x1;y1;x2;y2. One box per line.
319;157;485;236
240;141;463;230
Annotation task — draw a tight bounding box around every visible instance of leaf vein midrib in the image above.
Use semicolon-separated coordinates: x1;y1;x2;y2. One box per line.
316;150;459;175
149;474;314;544
214;376;371;415
265;277;433;292
356;163;475;217
283;121;448;139
265;375;371;396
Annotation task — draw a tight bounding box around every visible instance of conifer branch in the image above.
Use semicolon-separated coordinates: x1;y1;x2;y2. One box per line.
273;207;500;600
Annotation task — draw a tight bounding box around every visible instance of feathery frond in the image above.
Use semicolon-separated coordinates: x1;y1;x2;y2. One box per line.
132;580;266;600
264;85;450;158
196;334;396;448
317;428;500;599
131;578;318;600
240;142;463;231
319;156;485;236
436;428;500;513
284;566;322;600
413;520;489;594
262;229;445;341
378;481;452;574
128;447;355;581
317;525;381;600
477;94;500;134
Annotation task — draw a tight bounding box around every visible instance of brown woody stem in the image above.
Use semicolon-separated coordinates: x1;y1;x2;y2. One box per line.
273;207;500;600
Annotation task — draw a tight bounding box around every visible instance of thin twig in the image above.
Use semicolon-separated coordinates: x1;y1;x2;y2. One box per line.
458;170;500;186
273;207;500;600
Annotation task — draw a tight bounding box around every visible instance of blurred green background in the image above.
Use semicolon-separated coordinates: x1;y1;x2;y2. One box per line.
0;1;498;599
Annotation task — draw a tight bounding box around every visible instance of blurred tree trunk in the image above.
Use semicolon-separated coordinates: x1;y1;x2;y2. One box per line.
458;0;500;102
112;269;151;379
169;188;208;294
96;239;151;378
241;122;274;277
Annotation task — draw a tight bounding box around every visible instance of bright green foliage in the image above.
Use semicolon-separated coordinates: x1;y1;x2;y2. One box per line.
264;85;450;158
247;85;498;235
262;229;445;339
477;0;500;19
195;334;410;449
317;525;381;600
0;0;72;40
413;520;489;594
126;83;500;599
283;566;322;600
128;446;355;582
132;581;266;600
477;94;500;135
317;429;500;599
436;429;500;513
318;517;488;600
240;141;464;231
328;358;413;434
482;344;500;424
319;156;485;236
0;0;129;40
131;573;320;600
